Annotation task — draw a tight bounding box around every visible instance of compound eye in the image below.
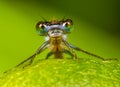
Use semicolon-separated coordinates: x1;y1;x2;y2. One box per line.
38;23;46;29
63;22;70;27
63;19;72;27
62;19;73;33
36;22;47;36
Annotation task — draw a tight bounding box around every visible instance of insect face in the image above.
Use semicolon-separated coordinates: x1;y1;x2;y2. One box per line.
36;19;73;36
48;29;63;38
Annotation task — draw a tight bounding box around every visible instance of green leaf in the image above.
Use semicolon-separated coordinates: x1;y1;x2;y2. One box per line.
0;58;120;87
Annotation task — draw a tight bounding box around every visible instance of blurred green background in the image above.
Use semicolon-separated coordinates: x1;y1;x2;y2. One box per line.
0;0;119;73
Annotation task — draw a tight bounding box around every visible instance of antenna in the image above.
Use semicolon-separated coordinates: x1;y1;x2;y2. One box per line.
40;16;47;22
62;16;66;21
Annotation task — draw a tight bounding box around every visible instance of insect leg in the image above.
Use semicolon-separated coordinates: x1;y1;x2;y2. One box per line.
62;40;78;60
68;43;117;61
63;49;74;58
16;53;36;67
16;41;49;67
46;51;54;59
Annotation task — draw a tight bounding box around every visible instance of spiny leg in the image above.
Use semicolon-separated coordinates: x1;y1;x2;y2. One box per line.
46;49;74;59
62;40;78;60
16;53;36;67
68;43;118;61
63;49;74;58
46;51;54;59
16;41;49;67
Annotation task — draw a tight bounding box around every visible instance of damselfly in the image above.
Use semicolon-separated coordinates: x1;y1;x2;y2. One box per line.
17;19;117;67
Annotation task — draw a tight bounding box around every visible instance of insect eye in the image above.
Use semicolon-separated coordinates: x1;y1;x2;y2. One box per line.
63;21;71;27
62;19;73;33
36;22;47;36
63;19;72;27
39;23;46;29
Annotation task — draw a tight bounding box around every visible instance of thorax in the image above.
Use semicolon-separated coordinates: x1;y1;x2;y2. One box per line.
48;36;65;51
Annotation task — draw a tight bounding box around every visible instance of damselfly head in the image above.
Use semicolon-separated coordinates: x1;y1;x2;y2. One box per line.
36;19;73;36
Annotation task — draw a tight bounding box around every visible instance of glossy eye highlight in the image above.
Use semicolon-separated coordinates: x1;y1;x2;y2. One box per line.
36;22;47;36
39;23;45;29
63;19;72;27
62;19;73;33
